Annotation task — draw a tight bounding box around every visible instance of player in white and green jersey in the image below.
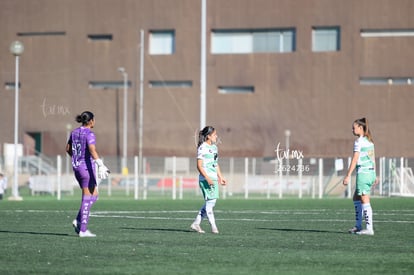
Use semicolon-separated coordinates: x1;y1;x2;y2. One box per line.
343;118;377;235
197;142;219;200
190;126;227;234
354;135;376;194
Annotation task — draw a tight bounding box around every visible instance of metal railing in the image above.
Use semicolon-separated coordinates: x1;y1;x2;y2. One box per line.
1;155;412;200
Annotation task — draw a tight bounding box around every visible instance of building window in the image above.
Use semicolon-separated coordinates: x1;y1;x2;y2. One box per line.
17;31;66;36
218;86;255;94
149;30;175;55
312;27;340;52
88;34;113;41
88;81;131;89
360;77;413;85
5;82;21;90
211;29;295;54
149;81;192;88
360;29;414;37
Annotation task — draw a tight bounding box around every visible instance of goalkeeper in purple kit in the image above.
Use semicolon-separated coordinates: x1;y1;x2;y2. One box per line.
66;111;110;237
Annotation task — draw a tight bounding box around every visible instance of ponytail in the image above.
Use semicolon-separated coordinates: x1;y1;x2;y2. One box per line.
76;111;94;126
354;117;374;143
197;126;215;148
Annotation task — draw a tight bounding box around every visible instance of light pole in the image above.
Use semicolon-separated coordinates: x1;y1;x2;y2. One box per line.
9;41;24;201
66;123;72;174
118;67;128;175
200;0;207;129
285;129;291;177
138;30;145;191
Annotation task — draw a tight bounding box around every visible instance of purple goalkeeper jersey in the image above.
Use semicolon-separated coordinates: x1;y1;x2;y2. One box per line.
68;126;96;170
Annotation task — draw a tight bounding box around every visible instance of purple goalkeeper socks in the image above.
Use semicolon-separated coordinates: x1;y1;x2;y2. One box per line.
79;195;93;233
91;195;98;205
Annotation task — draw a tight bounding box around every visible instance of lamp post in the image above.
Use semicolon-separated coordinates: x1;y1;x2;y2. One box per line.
200;0;207;129
138;30;145;198
118;67;128;175
66;123;72;174
9;41;24;201
285;129;291;177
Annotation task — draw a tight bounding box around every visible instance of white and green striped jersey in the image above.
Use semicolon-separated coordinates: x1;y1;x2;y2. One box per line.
197;142;218;181
354;136;375;174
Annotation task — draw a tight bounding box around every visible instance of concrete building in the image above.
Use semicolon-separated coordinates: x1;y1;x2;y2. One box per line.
0;0;413;163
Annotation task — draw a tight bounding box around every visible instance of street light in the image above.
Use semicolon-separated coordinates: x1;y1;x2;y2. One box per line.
118;67;128;175
9;40;24;201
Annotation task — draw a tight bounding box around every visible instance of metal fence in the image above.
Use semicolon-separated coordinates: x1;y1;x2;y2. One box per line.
3;155;413;200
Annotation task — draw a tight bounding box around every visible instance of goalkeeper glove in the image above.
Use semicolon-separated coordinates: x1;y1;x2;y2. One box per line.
95;158;110;180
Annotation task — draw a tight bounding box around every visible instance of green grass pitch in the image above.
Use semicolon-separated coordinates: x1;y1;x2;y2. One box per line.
0;196;413;274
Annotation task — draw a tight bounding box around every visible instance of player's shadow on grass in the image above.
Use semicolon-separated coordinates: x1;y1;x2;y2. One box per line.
120;227;192;233
257;227;346;234
0;230;70;236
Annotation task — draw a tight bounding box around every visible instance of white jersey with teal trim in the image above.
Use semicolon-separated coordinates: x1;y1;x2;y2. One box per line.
354;136;375;174
197;142;218;181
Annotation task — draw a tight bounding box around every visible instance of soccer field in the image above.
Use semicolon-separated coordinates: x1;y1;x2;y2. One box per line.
0;197;413;274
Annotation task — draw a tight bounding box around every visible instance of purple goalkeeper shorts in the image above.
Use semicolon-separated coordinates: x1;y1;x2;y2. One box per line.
74;165;97;189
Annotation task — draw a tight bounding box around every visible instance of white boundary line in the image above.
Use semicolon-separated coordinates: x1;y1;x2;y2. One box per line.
2;209;414;214
1;209;413;223
89;214;414;224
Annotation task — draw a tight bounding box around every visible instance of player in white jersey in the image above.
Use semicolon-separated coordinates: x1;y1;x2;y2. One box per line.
190;126;227;234
343;118;377;235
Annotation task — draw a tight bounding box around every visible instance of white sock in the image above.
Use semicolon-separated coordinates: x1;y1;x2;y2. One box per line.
362;203;373;231
194;213;202;224
194;204;207;224
353;200;362;229
206;199;217;229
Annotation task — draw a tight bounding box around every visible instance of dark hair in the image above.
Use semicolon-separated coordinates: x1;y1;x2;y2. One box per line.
354;117;374;143
76;111;94;125
197;126;215;148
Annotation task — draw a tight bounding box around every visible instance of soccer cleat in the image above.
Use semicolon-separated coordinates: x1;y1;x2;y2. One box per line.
79;230;96;237
211;227;219;234
72;219;80;234
356;229;374;236
190;223;205;233
348;227;361;234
